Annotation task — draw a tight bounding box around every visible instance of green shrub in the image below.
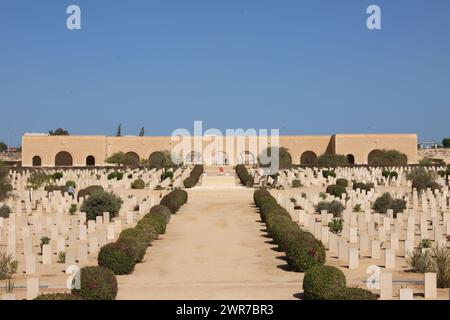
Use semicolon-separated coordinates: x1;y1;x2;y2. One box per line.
315;201;344;217
353;204;362;212
330;287;377;300
0;205;11;218
69;204;77;215
419;239;432;249
65;180;76;188
292;179;302;188
131;179;145;189
336;178;348;187
135;220;159;242
325;185;346;198
107;171;123;181
443;138;450;148
161;171;173;181
40;236;50;252
352;182;374;192
373;192;406;215
34;293;83;300
184;165;204;188
160;189;187;214
120;227;154;247
0;252;18;280
322;170;336;179
406;248;433;273
368;150;407;166
406;167;439;192
390;171;398;179
142;213;167;234
72;266;118;300
328;218;344;234
116;236;147;262
431;246;450;288
26;171;52;190
97;243;136;275
303;265;346;300
44;185;66;195
149;205;171;223
80;191;123;220
52;172;63;180
316;154;349;167
235;164;254;187
258;147;292;171
57;251;66;264
285;232;326;272
77;185;104;201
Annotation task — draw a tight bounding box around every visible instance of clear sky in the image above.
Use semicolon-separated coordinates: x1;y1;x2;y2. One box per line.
1;0;449;146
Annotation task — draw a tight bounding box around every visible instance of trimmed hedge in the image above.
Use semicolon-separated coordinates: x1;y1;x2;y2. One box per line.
303;265;346;300
253;189;326;272
149;205;172;223
97;196;184;276
160;189;188;214
34;293;83;300
235;164;254;187
352;182;374;192
72;266;118;300
183;165;204;188
303;265;377;300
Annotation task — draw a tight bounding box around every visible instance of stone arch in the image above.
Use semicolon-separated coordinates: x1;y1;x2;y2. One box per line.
55;151;73;167
186;151;203;165
214;151;229;166
239;151;256;165
300;151;318;166
86;155;96;166
347;154;355;165
125;151;140;163
32;156;42;167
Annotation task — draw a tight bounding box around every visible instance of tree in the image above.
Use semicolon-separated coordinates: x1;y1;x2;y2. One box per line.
139;127;144;137
0;161;12;201
143;150;176;169
258;147;292;172
0;142;7;152
316;154;349;167
368;150;407;167
116;124;122;137
406;167;440;192
105;152;140;167
443;138;450;148
49;128;69;136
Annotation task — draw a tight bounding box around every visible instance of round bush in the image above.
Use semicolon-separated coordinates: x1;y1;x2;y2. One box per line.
97;243;136;275
116;235;147;262
72;266;118;300
131;179;145;189
161;171;174;181
77;185;104;201
65;180;76;188
119;227;153;247
326;185;346;198
285;232;326;272
80;191;123;220
292;179;302;188
303;265;346;300
322;170;336;179
149;205;172;223
52;172;63;180
135;220;159;242
352;182;374;192
107;172;123;181
336;178;348;187
34;293;83;300
142;213;167;234
0;205;11;218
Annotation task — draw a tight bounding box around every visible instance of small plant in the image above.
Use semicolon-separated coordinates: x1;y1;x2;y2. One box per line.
419;239;432;249
432;246;450;288
69;204;77;215
0;205;12;218
290;198;296;204
40;236;50;252
292;179;302;188
5;278;15;293
406;248;433;273
319;192;327;200
353;204;362;212
57;252;66;264
52;172;63;180
301;192;307;199
131;179;145;189
328;218;344;234
65;180;76;188
0;252;18;280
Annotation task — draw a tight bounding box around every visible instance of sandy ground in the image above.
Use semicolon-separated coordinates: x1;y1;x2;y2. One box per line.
117;187;302;300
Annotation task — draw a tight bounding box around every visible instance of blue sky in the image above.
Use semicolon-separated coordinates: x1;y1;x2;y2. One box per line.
0;0;449;146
